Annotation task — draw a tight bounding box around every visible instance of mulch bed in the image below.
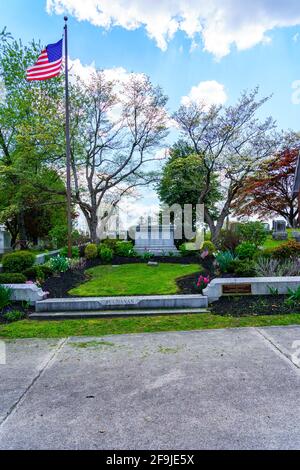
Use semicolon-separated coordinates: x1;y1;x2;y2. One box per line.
211;295;300;317
42;270;88;298
176;272;203;294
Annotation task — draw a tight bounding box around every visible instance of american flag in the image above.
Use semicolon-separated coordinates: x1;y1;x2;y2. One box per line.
26;39;63;81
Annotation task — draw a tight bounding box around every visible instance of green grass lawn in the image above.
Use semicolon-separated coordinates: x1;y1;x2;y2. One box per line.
69;263;201;296
1;313;300;339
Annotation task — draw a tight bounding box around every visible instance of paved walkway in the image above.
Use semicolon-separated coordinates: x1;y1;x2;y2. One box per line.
1;326;300;449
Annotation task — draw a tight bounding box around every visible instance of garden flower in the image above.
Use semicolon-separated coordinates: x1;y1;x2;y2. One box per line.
196;275;210;292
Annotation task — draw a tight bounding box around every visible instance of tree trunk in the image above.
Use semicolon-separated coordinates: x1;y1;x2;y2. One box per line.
5;221;18;247
17;209;28;249
76;199;99;244
298;191;300;228
289;211;297;229
203;207;216;242
86;210;99;244
210;224;224;245
204;206;230;245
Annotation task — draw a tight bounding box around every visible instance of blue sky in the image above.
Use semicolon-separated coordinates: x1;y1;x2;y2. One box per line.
3;0;300;225
1;0;300;132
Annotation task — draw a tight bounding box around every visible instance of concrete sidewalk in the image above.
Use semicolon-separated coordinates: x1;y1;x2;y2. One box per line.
0;326;300;450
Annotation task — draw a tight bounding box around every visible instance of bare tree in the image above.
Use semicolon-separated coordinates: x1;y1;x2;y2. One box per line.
69;71;168;242
173;88;279;243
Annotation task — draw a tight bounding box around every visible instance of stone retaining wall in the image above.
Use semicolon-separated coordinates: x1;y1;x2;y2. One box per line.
1;284;48;305
203;277;300;302
35;294;208;312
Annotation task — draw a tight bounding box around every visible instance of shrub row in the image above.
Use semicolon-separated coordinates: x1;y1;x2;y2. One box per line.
84;240;135;262
215;240;300;277
59;246;80;258
23;265;54;280
0;273;27;284
2;251;35;273
217;222;268;251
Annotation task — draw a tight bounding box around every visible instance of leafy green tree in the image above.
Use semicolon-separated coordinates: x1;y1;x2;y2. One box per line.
158;142;221;235
0;30;66;246
237;221;268;247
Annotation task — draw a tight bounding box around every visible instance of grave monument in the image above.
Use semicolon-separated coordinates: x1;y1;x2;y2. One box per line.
134;223;179;256
0;225;11;255
272;220;288;240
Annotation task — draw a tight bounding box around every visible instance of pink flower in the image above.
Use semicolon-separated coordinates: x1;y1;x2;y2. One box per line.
26;280;34;284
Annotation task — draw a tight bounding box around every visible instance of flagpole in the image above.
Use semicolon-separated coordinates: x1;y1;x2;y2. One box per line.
64;16;72;258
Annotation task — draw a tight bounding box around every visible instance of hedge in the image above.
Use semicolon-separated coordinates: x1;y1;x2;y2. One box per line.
2;251;35;273
0;273;27;284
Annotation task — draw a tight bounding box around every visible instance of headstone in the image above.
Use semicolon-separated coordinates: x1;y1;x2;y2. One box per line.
292;231;300;242
272;220;288;240
0;226;11;254
262;223;270;232
134;225;179;256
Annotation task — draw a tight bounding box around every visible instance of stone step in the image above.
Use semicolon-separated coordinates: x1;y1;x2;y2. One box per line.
35;294;208;312
29;308;210;320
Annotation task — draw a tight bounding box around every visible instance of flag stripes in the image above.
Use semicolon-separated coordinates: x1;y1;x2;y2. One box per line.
26;39;63;81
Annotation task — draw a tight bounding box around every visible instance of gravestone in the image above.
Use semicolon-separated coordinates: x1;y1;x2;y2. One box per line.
292;231;300;242
262;223;270;232
272;220;288;240
134;224;179;256
0;226;11;255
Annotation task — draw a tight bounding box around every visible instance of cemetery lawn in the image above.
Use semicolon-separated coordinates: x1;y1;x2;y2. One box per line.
68;263;202;296
1;313;300;339
263;228;300;249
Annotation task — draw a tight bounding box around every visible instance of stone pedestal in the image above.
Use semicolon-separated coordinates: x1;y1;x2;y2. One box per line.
0;226;11;254
272;220;287;240
0;284;48;305
272;232;288;240
134;225;179;256
292;232;300;242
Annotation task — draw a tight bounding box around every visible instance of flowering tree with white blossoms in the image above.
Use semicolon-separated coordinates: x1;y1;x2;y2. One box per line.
69;71;169;242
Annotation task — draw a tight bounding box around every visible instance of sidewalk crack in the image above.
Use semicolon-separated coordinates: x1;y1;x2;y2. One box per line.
0;337;68;428
255;328;300;371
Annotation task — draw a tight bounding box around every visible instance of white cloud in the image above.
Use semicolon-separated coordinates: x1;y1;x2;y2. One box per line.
181;80;227;108
69;59;146;121
69;58;135;85
69;57;96;82
46;0;300;58
293;32;300;42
